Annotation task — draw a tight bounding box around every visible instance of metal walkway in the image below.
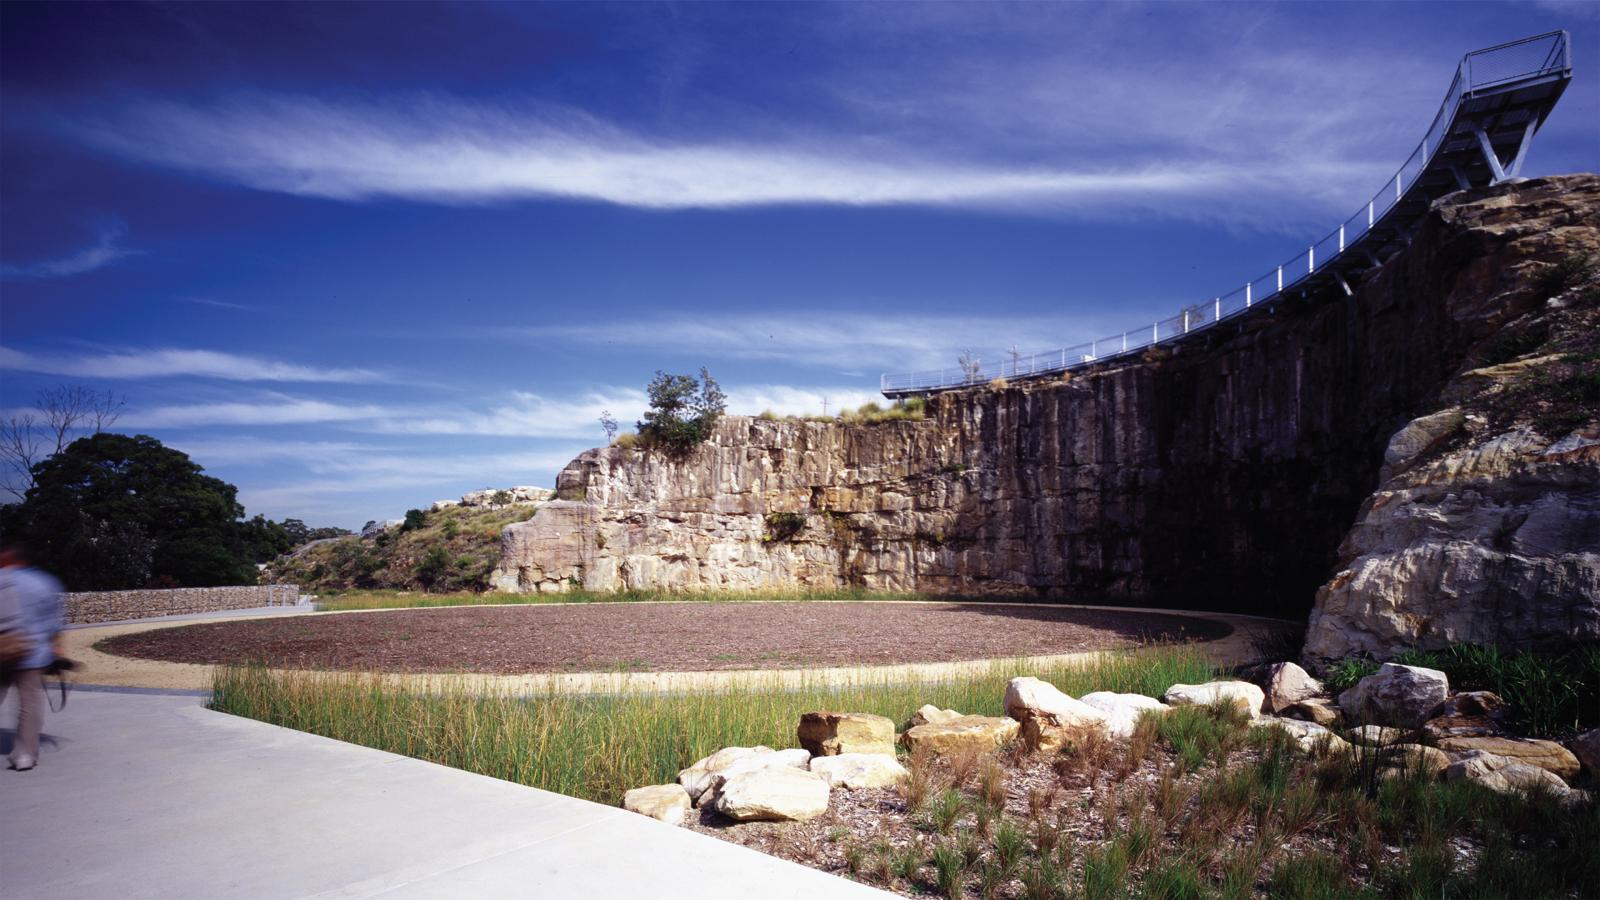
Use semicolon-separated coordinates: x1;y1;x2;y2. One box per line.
880;30;1574;398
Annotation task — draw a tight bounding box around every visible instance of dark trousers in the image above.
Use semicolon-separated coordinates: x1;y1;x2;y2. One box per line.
1;667;44;762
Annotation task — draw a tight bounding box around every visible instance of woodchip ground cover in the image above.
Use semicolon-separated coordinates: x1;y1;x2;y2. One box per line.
99;601;1231;674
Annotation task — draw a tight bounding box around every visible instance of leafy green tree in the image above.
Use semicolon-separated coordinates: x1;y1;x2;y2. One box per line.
1;433;260;589
637;368;726;454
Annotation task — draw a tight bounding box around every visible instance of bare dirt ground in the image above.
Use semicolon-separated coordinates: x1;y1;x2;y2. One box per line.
95;602;1231;674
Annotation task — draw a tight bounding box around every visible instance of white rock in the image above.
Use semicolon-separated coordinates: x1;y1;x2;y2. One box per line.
910;704;964;727
1338;663;1449;729
1253;716;1343;753
622;784;692;825
1347;724;1406;747
1004;677;1109;729
1162;681;1265;718
808;753;909;789
714;766;831;822
1261;662;1323;714
1078;692;1169;738
693;748;812;808
676;745;772;802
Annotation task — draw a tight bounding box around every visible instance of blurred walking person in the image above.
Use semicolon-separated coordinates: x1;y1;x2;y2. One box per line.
0;542;64;771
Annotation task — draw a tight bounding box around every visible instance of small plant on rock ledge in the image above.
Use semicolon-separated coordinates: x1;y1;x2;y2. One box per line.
637;368;726;455
762;511;805;543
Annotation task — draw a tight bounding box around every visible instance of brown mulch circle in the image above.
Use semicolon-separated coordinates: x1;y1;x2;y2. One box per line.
93;601;1232;674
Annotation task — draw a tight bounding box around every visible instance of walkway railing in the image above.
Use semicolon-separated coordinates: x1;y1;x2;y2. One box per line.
881;31;1572;395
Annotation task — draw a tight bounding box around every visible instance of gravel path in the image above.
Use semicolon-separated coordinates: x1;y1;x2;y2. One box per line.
95;601;1232;675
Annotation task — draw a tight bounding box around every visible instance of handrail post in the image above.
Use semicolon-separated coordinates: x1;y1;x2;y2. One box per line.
1308;246;1314;273
1246;282;1252;307
1395;172;1402;202
1122;331;1127;352
1152;322;1158;344
1214;297;1220;320
1339;224;1345;253
1277;265;1283;293
1368;200;1374;228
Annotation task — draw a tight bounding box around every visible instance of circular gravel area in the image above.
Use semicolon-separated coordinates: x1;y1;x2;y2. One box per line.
94;602;1232;674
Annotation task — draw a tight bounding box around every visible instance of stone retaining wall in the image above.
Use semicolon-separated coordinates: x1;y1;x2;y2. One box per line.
64;584;300;625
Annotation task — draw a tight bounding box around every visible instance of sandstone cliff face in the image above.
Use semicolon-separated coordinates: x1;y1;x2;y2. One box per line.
1303;178;1600;663
494;176;1600;634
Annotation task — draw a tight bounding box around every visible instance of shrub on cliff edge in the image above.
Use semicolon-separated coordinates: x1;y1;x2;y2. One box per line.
637;368;726;454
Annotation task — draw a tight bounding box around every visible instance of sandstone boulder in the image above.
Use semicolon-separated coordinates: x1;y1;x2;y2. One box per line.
1004;677;1109;729
1431;691;1505;720
809;753;910;789
910;705;964;727
622;784;692;825
1078;692;1169;738
1260;662;1322;714
1253;716;1342;753
1283;698;1342;727
1445;750;1580;802
694;748;813;807
1385;743;1451;777
1568;728;1600;777
1347;724;1406;747
1435;736;1580;782
902;716;1019;756
1420;715;1500;744
714;766;831;822
797;712;897;757
677;746;772;803
1338;664;1449;729
1162;681;1265;718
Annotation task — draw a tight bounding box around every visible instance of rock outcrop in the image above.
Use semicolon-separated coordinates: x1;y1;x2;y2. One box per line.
1303;176;1600;663
489;176;1600;643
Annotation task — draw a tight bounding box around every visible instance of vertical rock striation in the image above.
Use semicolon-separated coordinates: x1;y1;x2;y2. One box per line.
494;175;1600;639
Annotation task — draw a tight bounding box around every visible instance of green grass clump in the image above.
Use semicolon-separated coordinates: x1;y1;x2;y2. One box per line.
211;644;1215;805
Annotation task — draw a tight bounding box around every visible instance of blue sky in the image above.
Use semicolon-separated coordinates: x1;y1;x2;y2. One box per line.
2;1;1595;529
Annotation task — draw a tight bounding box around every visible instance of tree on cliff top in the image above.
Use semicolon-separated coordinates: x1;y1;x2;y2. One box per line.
637;368;726;454
0;432;262;590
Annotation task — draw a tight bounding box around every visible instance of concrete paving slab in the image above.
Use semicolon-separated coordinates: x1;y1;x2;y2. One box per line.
0;690;888;899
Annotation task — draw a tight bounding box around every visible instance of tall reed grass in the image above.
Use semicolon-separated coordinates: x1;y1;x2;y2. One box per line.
211;645;1215;805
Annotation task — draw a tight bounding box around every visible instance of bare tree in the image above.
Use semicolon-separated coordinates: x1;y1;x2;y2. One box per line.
598;410;619;445
958;350;983;384
0;386;125;499
38;385;124;452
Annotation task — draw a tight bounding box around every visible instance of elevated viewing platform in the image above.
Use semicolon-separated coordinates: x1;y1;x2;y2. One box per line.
881;31;1574;398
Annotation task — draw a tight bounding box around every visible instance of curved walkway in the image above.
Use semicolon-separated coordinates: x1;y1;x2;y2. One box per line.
0;689;889;900
63;599;1288;694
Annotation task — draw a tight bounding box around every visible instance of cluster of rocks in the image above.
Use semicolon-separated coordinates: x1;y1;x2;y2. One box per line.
619;673;1267;827
622;713;911;826
622;664;1598;827
430;486;552;513
1261;660;1595;805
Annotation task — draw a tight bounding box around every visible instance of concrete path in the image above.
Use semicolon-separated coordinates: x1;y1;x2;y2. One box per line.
0;689;889;899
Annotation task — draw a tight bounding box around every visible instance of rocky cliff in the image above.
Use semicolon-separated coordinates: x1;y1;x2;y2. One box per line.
494;175;1600;641
1303;178;1600;663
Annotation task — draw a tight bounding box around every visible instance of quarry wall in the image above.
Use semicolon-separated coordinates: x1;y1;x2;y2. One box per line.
494;176;1600;654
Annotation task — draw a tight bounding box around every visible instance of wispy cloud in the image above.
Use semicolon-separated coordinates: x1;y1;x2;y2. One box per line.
180;297;260;312
0;346;385;383
70;94;1246;215
0;221;135;280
